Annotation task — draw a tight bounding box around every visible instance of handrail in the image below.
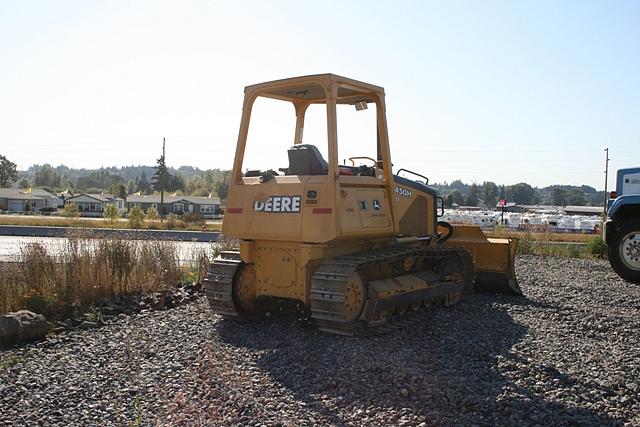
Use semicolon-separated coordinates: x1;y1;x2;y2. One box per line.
396;168;429;185
348;156;377;167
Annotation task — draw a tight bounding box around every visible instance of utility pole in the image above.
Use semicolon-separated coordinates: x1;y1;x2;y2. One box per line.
603;147;610;215
160;137;165;221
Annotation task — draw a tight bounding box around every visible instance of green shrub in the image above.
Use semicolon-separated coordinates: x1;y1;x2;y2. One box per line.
23;290;58;319
182;212;205;226
567;243;584;258
62;204;80;218
128;206;145;229
104;204;120;224
146;207;159;221
166;213;183;230
587;236;608;259
516;233;534;255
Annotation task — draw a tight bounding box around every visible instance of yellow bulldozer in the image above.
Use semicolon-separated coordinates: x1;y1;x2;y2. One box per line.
206;74;519;335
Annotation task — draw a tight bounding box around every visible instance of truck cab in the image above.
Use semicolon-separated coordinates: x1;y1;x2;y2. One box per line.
604;167;640;283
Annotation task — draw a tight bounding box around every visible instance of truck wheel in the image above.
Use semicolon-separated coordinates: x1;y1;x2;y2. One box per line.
608;218;640;284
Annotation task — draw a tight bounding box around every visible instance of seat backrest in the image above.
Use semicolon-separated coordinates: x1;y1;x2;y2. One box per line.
287;144;328;175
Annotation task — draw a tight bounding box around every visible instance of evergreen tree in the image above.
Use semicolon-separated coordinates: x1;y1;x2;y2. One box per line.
214;170;231;200
551;188;566;206
482;181;498;207
0;155;17;188
34;164;60;188
138;171;151;194
506;183;536;205
499;185;506;201
152;155;169;193
448;189;465;206
445;194;454;208
465;183;479;206
152;151;170;218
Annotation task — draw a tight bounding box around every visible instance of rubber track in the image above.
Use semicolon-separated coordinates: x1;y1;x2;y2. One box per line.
310;246;473;336
204;251;242;317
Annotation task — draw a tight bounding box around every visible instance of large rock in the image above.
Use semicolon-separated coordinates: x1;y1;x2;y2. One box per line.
0;315;21;347
0;310;49;346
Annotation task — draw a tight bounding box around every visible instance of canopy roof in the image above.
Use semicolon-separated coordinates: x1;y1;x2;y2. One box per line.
245;73;384;104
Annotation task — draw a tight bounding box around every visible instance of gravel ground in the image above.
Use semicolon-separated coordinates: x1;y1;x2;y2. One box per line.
1;255;639;426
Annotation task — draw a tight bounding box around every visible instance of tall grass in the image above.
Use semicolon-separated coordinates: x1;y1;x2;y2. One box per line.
515;231;590;258
487;227;594;243
0;214;222;231
490;228;608;259
0;234;203;318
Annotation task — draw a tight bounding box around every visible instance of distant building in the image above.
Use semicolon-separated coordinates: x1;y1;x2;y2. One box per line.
493;203;604;217
494;202;526;213
126;194;221;219
456;206;485;211
65;193;126;217
563;205;604;217
0;188;60;213
29;188;64;209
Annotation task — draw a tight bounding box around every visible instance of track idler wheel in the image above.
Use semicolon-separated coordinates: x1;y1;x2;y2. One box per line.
410;301;423;312
233;263;257;315
396;304;409;316
343;272;366;322
443;291;462;307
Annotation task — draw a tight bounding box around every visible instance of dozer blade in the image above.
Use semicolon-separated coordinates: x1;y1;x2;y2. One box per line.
441;224;521;295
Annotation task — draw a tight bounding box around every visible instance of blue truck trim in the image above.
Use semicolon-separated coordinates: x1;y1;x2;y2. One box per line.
608;194;640;219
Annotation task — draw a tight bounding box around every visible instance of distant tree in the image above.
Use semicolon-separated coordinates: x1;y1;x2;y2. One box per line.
551;188;566;206
152;157;169;193
126;180;136;195
448;189;465;206
506;183;536;205
128;206;145;229
24;201;31;213
185;174;200;195
214;171;231;200
103;204;120;224
152;154;170;219
137;171;151;194
445;194;454;208
167;174;185;192
116;184;127;200
565;188;587;206
449;179;469;195
465;183;479;206
34;164;61;188
482;181;499;207
192;187;211;197
18;178;29;189
0;155;17;188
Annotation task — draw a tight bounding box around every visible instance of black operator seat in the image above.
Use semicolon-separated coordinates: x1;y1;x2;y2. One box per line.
287;144;329;175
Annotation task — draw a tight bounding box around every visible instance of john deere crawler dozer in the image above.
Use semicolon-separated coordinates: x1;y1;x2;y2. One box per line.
206;74;520;335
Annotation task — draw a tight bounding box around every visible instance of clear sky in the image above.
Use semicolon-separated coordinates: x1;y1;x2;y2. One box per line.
1;0;638;189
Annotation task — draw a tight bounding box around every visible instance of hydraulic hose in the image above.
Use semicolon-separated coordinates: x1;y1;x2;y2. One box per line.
436;221;454;244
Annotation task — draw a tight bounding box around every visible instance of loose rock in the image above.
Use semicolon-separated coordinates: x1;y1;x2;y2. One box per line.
0;255;638;426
